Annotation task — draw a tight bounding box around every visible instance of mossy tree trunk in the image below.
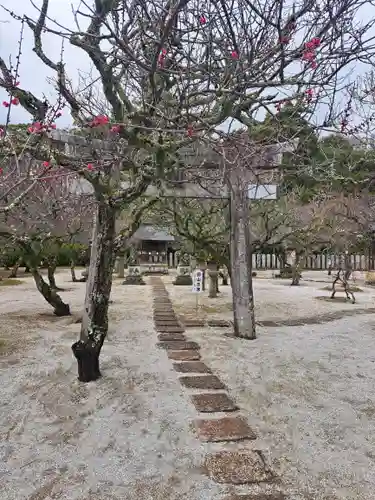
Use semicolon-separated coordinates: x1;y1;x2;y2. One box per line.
72;202;116;383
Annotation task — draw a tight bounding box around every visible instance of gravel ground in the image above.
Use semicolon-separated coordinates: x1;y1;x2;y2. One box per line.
0;270;375;499
167;273;375;323
0;271;225;500
167;275;375;499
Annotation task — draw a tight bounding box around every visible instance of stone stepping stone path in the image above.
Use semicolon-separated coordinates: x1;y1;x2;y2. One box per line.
149;277;286;498
204;449;273;483
167;349;201;361
179;374;226;390
172;361;212;374
223;495;286;500
157;333;186;341
195;416;257;442
156;340;199;349
191;393;238;413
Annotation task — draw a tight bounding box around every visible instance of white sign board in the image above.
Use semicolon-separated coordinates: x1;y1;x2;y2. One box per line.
248;184;277;200
192;270;203;293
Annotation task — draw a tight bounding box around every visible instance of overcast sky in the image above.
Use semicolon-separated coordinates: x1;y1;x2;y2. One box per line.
0;0;89;127
0;0;374;132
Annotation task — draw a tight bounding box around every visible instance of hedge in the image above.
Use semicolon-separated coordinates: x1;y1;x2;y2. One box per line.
0;243;90;268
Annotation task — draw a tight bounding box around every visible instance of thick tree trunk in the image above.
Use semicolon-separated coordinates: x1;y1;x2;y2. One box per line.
24;265;30;273
72;202;116;383
229;179;256;339
31;268;70;316
8;258;21;278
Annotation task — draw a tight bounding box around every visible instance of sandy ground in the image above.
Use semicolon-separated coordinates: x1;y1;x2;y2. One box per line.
167;273;375;324
0;270;375;499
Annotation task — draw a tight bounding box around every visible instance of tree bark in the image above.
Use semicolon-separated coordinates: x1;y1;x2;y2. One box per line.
117;255;125;278
208;270;219;298
31;267;70;316
70;260;77;282
290;255;301;286
47;260;59;290
72;202;116;383
8;257;21;278
229;178;256;339
291;269;301;286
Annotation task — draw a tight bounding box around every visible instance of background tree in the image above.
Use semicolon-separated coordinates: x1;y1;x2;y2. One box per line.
0;143;92;314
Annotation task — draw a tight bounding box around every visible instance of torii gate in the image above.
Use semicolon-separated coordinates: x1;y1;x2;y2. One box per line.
49;130;297;339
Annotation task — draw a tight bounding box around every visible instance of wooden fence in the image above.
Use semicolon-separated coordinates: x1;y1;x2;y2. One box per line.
251;253;373;271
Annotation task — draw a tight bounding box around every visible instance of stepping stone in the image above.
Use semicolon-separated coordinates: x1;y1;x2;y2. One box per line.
156;340;199;350
173;361;212;374
154;314;177;320
179;375;225;390
223;495;286;500
156;326;185;333
182;319;206;327
194;416;256;442
207;319;232;327
154;321;181;327
191;393;238;412
167;350;201;361
157;333;186;341
204;449;272;484
154;319;181;325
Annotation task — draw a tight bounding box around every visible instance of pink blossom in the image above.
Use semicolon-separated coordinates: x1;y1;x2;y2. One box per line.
90;115;109;127
231;50;239;59
28;121;43;134
187;125;193;137
87;163;94;170
305;41;315;50
42;161;50;167
0;128;4;137
158;48;167;67
110;125;121;134
199;15;206;24
2;101;9;107
302;51;315;61
311;37;321;46
11;97;19;105
50;123;56;129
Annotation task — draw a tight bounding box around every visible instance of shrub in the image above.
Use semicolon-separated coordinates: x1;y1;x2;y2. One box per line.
0;243;89;268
